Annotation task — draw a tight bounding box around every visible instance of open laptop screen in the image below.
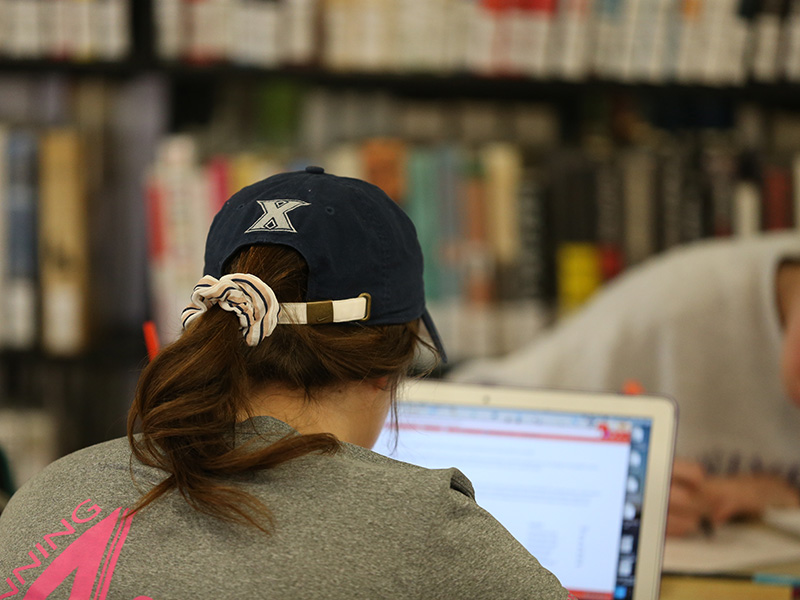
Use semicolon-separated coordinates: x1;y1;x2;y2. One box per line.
373;381;676;600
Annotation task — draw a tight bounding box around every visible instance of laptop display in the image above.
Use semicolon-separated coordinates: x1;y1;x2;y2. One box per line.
374;380;677;600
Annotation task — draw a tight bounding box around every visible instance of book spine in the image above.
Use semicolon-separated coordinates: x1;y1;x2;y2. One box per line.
154;0;186;60
527;0;556;77
621;148;657;265
703;143;737;236
784;0;800;80
0;126;8;346
6;0;43;59
38;129;91;355
793;153;800;228
5;129;39;350
283;0;318;66
594;154;625;280
556;0;594;81
675;0;703;82
480;142;522;286
550;151;601;314
751;0;786;82
733;180;762;236
461;152;495;306
92;0;130;60
74;0;95;61
761;161;793;230
360;138;408;204
406;146;442;302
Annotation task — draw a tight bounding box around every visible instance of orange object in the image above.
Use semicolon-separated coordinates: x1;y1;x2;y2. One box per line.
143;321;160;361
622;379;645;395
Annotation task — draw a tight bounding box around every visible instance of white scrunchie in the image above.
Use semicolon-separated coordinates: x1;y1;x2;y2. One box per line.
181;274;280;346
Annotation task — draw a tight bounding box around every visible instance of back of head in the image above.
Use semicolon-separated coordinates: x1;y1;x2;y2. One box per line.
127;167;444;530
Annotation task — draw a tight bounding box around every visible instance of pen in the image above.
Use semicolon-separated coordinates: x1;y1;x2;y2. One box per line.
700;516;715;538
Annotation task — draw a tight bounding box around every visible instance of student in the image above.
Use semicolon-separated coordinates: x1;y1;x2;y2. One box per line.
0;168;571;599
452;232;800;537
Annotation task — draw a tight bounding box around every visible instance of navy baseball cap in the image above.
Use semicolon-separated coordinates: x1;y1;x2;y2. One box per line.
203;166;446;362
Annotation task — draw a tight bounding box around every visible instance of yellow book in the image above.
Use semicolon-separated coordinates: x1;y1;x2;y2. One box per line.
556;242;602;316
38;128;90;355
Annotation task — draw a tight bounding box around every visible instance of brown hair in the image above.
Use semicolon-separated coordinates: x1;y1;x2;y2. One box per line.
127;244;429;532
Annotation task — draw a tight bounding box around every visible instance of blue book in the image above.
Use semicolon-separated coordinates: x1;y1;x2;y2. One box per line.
5;129;39;349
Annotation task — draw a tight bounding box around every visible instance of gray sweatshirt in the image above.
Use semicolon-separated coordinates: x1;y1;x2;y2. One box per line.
0;416;569;599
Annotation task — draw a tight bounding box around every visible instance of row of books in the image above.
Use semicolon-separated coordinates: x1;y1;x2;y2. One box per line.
0;0;130;61
145;124;800;361
153;0;800;85
0;124;92;356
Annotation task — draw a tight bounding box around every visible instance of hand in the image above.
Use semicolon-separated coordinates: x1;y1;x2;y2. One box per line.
666;459;800;537
666;459;708;537
703;472;800;526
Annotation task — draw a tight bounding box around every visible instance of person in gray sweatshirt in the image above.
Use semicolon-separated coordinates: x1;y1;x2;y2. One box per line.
0;167;571;600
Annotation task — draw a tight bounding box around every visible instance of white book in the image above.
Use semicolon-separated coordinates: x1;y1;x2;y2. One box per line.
675;0;703;83
187;0;233;62
442;0;468;72
527;4;555;79
621;148;656;265
553;0;594;80
784;0;800;81
322;142;365;181
463;0;495;75
92;0;130;60
231;0;281;67
733;181;762;237
617;0;643;81
73;0;95;60
655;0;680;82
150;135;209;343
0;0;7;55
322;0;352;70
701;0;738;85
0;126;8;346
6;0;43;58
752;0;784;83
154;0;185;60
480;142;522;268
508;2;535;75
356;0;392;71
722;8;752;85
283;0;318;65
639;0;672;83
593;0;625;79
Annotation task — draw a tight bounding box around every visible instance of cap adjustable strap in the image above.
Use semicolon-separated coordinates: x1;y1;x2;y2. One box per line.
279;293;371;325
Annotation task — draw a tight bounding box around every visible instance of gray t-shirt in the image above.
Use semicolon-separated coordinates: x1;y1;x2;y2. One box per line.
0;416;568;599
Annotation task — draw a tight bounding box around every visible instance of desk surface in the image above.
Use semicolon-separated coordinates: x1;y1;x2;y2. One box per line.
659;552;800;599
660;576;796;600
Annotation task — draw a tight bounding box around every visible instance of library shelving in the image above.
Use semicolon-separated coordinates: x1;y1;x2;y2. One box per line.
1;0;800;489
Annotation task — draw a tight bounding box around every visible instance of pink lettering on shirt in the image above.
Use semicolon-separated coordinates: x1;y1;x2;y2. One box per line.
3;500;149;600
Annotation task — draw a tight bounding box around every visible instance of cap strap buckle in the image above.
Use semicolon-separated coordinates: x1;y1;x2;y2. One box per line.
279;293;371;325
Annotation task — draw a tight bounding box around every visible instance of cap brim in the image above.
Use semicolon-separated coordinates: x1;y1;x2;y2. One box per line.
421;309;447;364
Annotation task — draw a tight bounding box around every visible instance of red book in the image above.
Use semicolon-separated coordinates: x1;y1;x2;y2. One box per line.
762;163;793;230
206;155;231;213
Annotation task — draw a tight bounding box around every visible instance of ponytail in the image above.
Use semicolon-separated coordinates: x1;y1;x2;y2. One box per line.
128;244;427;531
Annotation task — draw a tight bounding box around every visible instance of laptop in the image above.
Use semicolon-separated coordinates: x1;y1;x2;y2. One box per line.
373;379;677;600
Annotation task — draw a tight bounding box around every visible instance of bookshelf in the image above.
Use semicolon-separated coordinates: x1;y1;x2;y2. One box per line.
1;0;800;489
